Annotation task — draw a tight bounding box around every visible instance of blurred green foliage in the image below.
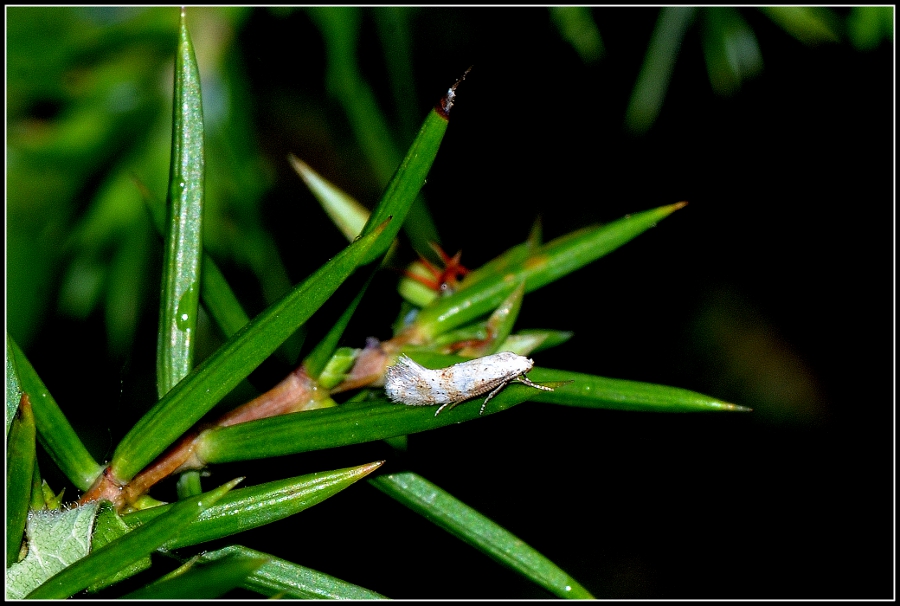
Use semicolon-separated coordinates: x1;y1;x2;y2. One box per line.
7;7;281;356
7;6;891;358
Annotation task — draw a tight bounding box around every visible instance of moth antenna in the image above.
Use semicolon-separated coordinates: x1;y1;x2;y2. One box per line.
516;376;556;392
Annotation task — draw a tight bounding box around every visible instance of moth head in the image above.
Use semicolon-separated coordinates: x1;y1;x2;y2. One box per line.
491;351;534;375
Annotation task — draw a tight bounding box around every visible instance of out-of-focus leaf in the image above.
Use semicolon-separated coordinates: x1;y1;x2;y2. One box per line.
354;88;456;265
289;154;370;242
847;6;893;50
701;7;762;96
625;6;697;133
550;6;604;63
760;6;840;45
373;7;419;140
6;7;173;347
105;227;153;356
308;6;441;259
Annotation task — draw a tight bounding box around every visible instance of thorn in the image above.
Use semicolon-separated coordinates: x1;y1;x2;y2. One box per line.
436;65;473;119
403;242;470;295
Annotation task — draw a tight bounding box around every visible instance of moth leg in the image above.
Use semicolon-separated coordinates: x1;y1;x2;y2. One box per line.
515;375;555;393
479;380;511;415
434;400;462;416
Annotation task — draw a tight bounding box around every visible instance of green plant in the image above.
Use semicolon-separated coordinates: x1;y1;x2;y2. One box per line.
4;8;768;599
622;6;890;132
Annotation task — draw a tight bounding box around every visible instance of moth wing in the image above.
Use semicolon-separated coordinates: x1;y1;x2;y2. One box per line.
396;354;428;372
385;354;443;405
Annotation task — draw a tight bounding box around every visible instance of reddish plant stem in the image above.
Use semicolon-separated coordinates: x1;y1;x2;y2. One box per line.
119;428;205;506
215;366;324;427
80;342;399;510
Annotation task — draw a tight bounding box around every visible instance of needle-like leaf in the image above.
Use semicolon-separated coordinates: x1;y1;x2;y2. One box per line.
157;8;205;397
411;203;687;340
121;463;382;549
121;555;268;600
370;472;593;599
198;545;388;599
6;394;35;568
111;223;387;482
8;337;102;491
26;480;239;599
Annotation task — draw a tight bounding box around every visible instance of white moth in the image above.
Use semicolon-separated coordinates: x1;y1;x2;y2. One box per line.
384;351;554;416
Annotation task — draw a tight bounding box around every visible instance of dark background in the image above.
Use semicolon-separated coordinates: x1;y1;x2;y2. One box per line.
8;7;893;599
